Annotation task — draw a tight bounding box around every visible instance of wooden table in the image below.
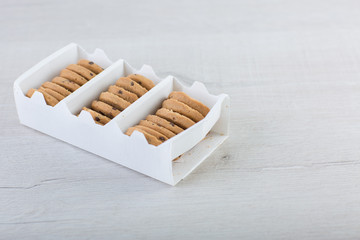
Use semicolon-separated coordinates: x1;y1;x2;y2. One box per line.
1;0;360;239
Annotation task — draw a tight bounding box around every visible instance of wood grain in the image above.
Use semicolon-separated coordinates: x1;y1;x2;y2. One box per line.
2;0;360;239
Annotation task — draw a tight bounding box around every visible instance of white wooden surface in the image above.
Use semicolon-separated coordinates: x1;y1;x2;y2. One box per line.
1;0;360;239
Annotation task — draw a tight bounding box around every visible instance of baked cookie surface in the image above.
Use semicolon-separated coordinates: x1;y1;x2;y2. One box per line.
66;64;96;80
146;115;184;134
52;77;80;92
126;127;162;146
116;77;147;97
139;120;176;139
156;108;195;129
41;81;71;97
36;88;59;106
39;87;65;101
169;91;210;117
77;59;103;74
134;125;168;142
60;68;88;86
127;74;155;90
91;100;121;119
82;107;110;125
25;88;36;98
107;85;138;103
26;88;59;106
99;92;131;111
162;98;204;122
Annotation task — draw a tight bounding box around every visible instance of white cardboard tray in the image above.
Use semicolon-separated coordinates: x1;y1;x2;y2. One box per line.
13;43;230;186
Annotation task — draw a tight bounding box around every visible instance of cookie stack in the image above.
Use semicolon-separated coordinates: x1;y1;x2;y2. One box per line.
82;74;155;125
126;91;210;146
26;59;103;106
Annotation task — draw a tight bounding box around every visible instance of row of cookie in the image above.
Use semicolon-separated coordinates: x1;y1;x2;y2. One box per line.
26;59;103;106
126;91;210;146
81;74;155;125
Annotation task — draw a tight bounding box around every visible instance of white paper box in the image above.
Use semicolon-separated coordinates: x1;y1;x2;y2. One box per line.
13;43;230;185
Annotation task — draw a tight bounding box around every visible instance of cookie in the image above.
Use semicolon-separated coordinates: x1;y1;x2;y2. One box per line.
168;91;210;117
162;98;204;122
77;59;103;74
26;88;36;98
115;77;147;97
125;127;162;146
36;88;59;106
66;64;96;80
91;100;121;119
139;120;176;139
41;81;71;97
127;74;155;90
39;87;65;101
156;108;195;129
60;68;87;86
134;125;168;142
82;107;110;125
107;85;138;103
146;115;184;134
52;77;80;92
99;92;131;111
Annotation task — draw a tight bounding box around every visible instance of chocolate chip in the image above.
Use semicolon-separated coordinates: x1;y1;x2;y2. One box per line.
112;107;117;110
159;136;165;141
89;61;94;65
157;124;161;127
95;117;100;121
130;81;134;86
138;81;142;85
118;90;123;94
170;122;174;127
90;73;93;76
